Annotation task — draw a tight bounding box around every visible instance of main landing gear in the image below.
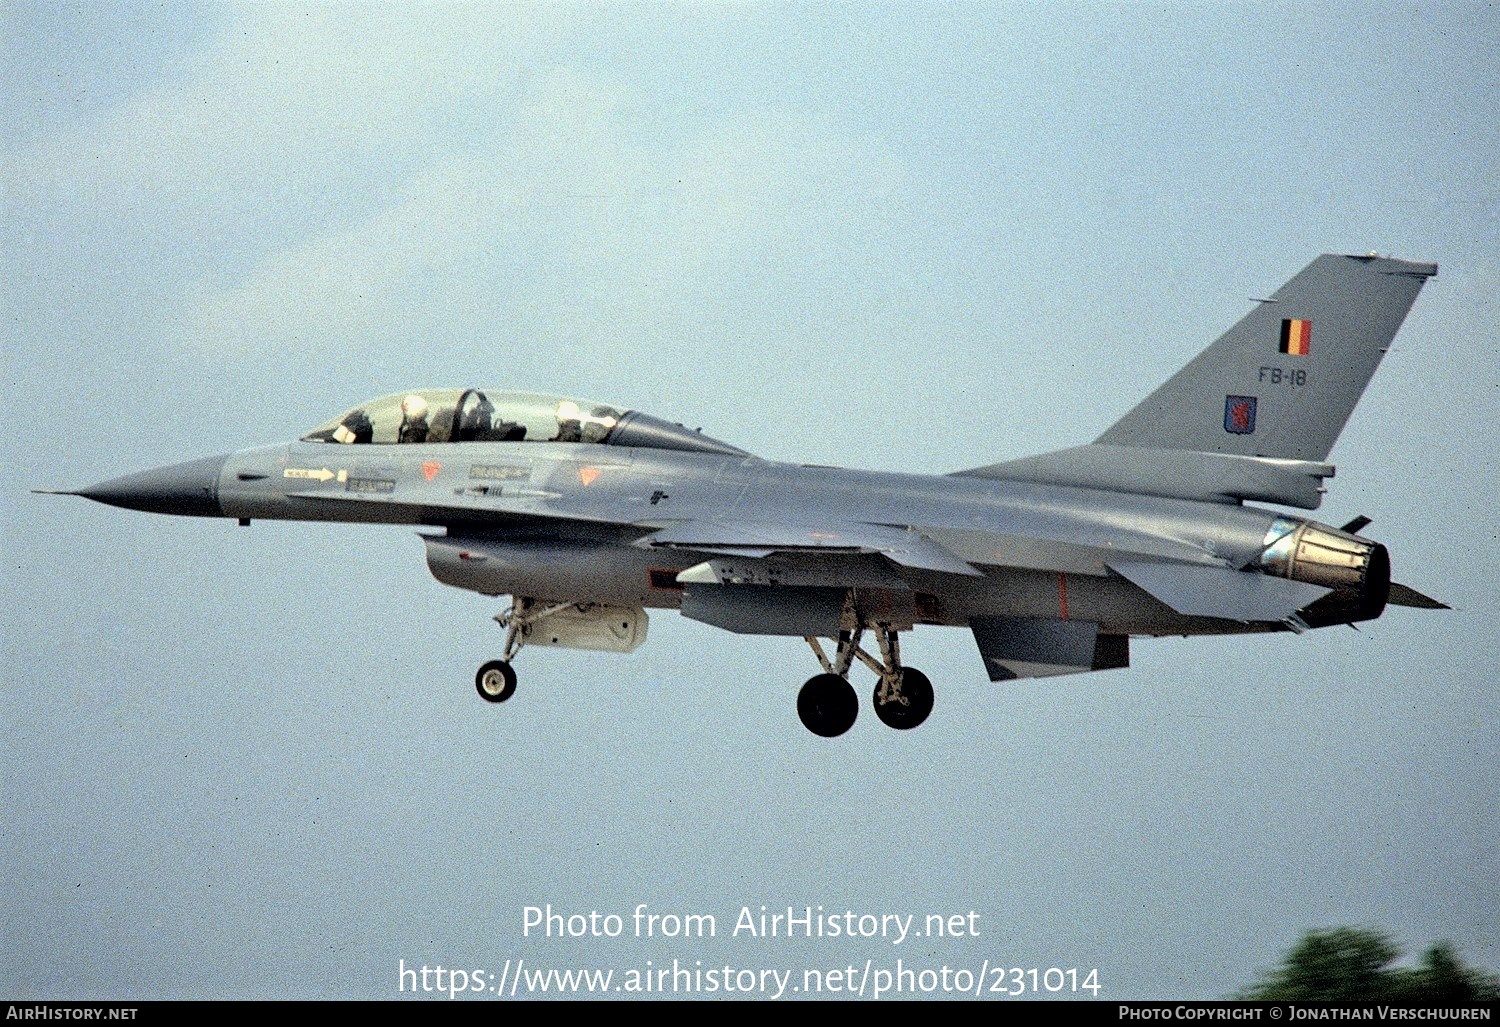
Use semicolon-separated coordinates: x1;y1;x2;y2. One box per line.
799;623;934;737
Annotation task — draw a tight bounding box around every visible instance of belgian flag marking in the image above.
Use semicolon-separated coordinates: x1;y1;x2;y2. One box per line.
1279;318;1312;356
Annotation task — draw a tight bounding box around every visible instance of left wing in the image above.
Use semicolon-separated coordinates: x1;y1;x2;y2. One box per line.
633;519;984;577
633;518;980;639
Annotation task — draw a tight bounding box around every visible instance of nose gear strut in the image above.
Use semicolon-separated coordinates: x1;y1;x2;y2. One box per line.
473;597;598;704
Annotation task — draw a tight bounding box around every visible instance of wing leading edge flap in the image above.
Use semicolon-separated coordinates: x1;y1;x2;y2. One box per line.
1110;560;1329;623
970;617;1129;681
636;520;983;577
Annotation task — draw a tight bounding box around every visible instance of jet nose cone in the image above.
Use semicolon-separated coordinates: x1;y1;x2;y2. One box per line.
77;453;229;517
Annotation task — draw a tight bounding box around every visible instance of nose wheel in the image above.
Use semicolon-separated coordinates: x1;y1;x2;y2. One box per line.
475;660;517;703
800;622;934;736
472;596;552;705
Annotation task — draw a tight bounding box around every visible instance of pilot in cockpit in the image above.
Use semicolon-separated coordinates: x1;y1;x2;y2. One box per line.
552;400;585;443
397;394;430;444
551;400;619;444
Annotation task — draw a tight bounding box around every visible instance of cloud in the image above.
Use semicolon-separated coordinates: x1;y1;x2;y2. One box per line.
4;4;910;362
158;65;909;363
7;5;569;209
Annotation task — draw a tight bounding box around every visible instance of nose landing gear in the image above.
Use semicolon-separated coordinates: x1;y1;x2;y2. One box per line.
475;659;517;703
799;622;933;737
470;596;564;706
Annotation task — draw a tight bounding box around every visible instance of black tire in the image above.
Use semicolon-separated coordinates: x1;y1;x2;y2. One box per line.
475;660;517;703
797;673;858;737
873;667;934;730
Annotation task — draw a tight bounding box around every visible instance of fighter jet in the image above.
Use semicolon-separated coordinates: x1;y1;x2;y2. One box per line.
44;254;1448;736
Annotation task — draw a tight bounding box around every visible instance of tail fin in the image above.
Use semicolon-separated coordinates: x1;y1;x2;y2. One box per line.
1096;254;1437;461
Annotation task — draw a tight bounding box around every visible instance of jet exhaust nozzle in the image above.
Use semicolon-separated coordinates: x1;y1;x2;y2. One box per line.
1258;517;1390;626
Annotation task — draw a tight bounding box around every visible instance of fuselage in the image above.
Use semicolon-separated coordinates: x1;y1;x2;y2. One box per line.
205;437;1331;638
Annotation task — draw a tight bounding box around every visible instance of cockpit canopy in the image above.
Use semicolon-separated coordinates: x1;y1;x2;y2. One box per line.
302;389;749;457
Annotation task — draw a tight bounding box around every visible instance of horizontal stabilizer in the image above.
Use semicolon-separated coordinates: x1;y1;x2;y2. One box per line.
1110;561;1329;623
970;617;1129;681
636;520;983;576
1387;582;1450;610
955;444;1334;509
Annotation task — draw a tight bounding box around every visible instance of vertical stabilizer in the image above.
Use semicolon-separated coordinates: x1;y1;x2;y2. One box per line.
1096;254;1436;462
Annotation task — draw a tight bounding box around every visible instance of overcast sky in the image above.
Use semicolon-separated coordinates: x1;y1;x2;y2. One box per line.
3;0;1495;1001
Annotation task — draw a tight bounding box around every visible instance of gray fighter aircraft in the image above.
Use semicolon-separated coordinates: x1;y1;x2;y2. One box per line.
45;254;1448;736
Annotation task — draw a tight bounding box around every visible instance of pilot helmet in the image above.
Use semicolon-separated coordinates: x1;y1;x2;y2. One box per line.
401;394;429;421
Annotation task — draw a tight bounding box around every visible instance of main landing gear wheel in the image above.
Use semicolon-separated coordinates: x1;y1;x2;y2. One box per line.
873;668;934;730
475;660;517;703
797;674;859;737
802;613;937;736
